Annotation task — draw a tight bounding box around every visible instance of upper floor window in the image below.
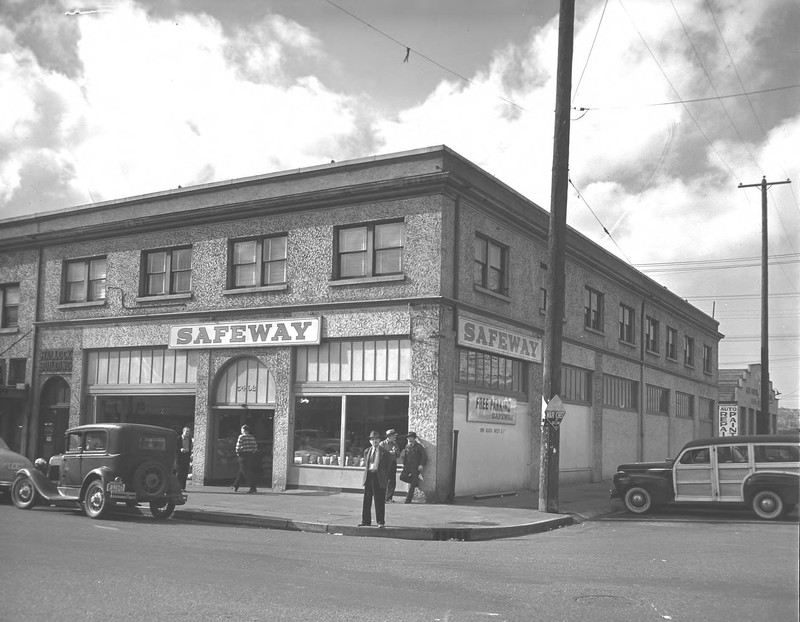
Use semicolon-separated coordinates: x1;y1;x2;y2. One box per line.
684;335;695;367
230;235;287;288
666;327;678;360
336;220;404;279
540;287;547;313
584;287;604;331
703;344;713;374
645;316;659;353
474;235;508;296
63;257;107;303
142;247;192;296
0;284;20;328
619;304;635;344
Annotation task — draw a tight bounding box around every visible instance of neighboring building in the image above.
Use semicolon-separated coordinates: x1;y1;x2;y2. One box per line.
0;146;721;501
718;365;780;435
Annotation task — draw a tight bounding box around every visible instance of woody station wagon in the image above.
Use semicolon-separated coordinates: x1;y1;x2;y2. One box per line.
11;423;187;519
611;434;800;520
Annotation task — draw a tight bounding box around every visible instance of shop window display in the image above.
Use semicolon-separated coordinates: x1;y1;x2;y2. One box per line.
293;395;409;467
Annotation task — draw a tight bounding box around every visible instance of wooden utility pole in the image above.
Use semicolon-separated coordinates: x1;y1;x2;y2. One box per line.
539;0;575;514
738;176;791;434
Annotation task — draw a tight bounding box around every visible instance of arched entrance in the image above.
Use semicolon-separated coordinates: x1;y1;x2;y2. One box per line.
38;376;71;460
210;357;275;486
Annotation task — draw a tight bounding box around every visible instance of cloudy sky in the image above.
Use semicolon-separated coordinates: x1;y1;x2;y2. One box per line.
1;0;798;408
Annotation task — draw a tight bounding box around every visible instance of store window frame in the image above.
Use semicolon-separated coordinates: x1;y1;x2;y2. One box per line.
676;391;694;418
666;326;678;361
603;374;639;410
62;256;107;304
8;358;26;385
227;234;288;290
645;316;660;354
333;219;404;280
584;286;604;332
140;246;193;297
456;347;527;396
699;397;714;421
561;364;592;405
0;283;20;329
474;234;509;297
646;384;669;415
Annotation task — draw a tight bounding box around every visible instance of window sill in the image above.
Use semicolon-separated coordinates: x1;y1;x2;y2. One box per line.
473;285;510;302
645;348;660;356
135;293;192;303
666;355;678;363
619;339;637;349
584;326;604;336
223;284;288;296
58;300;106;310
328;274;405;287
684;362;696;369
0;327;19;334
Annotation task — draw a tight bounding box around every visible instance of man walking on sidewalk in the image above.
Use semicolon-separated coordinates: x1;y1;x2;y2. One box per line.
399;431;427;503
232;425;258;493
359;430;391;527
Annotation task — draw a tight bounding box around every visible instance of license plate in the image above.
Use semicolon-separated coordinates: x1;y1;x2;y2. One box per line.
106;482;125;493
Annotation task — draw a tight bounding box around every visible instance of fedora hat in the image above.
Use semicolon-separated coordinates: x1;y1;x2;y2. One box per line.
368;430;382;439
406;431;417;438
385;429;397;436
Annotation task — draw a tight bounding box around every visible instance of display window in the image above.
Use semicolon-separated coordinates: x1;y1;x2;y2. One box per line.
293;395;409;467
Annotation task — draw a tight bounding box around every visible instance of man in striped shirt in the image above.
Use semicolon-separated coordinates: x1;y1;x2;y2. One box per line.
231;425;258;493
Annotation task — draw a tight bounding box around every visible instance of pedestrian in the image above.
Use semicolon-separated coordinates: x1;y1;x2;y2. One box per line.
358;430;391;527
380;428;401;502
231;424;258;493
399;431;427;504
176;426;193;490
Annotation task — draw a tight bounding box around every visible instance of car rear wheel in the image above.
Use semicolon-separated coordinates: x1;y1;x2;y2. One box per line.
84;479;110;519
623;486;653;514
133;461;168;497
751;490;784;520
149;499;176;519
11;475;38;510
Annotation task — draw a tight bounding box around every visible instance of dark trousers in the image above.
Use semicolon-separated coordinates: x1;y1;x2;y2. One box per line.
232;454;257;491
385;461;397;501
176;454;191;489
362;471;386;525
405;473;420;503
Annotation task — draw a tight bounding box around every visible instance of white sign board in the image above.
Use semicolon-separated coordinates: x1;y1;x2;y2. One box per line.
467;392;517;425
718;404;739;436
169;318;320;349
457;317;542;362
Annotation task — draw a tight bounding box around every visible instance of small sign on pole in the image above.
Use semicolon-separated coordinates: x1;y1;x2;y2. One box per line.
544;395;566;429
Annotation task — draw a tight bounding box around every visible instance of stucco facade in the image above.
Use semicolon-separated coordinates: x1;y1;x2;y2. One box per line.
0;146;722;501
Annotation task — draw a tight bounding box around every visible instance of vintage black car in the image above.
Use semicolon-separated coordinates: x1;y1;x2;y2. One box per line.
11;423;187;519
611;434;800;520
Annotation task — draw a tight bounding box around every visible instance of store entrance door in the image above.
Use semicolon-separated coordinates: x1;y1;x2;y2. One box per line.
211;409;274;486
38;377;71;460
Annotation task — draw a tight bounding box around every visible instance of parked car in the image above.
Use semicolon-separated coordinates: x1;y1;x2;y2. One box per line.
11;423;187;519
611;434;800;520
1;436;33;495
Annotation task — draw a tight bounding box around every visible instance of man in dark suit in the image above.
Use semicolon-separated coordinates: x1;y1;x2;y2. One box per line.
359;430;391;527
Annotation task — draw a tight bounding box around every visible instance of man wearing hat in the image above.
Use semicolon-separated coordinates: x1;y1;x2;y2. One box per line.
359;430;391;527
379;429;401;503
399;431;427;503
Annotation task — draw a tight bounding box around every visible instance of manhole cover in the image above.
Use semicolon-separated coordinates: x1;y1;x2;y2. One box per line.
575;595;638;607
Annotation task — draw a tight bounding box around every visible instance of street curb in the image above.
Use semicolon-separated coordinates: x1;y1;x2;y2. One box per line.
173;508;574;541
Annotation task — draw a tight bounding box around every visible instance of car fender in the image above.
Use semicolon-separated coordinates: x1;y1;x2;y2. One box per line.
743;472;800;505
613;472;673;504
80;466;117;500
14;467;62;501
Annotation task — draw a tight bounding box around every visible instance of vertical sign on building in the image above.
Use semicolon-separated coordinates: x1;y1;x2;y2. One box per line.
718;404;738;436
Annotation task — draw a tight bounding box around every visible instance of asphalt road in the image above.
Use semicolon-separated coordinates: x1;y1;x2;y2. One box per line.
1;500;797;622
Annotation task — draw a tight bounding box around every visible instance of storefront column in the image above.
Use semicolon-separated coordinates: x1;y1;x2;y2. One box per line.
193;350;211;486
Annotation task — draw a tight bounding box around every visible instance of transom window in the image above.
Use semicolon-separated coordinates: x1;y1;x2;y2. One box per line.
561;364;591;404
645;316;660;353
230;235;287;288
646;384;669;414
0;283;19;328
336;220;404;279
619;304;635;344
142;247;192;296
63;257;107;303
603;374;638;410
474;235;508;296
584;287;604;331
684;336;695;367
457;348;526;394
676;391;694;418
699;397;714;420
666;327;678;360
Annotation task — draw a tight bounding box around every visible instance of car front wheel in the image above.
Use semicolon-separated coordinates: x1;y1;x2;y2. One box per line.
751;490;784;520
623;486;653;514
149;499;176;520
84;479;110;519
11;475;38;510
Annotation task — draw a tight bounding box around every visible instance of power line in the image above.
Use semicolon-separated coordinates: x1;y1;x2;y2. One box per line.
685;292;799;301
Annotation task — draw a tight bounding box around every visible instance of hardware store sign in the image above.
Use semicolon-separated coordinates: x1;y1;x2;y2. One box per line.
169;318;320;349
457;317;542;362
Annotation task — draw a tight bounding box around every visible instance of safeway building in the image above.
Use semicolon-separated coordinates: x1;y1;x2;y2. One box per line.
0;146;721;501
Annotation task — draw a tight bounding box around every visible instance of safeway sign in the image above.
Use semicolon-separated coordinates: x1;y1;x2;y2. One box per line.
169;318;320;349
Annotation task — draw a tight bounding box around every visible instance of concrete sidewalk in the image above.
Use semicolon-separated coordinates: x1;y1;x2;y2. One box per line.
172;480;623;541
